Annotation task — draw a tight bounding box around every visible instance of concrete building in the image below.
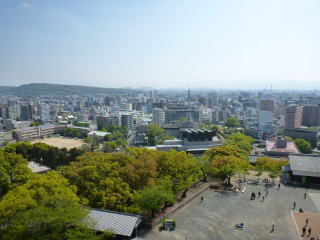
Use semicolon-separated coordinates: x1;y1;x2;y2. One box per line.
260;99;274;112
266;136;300;156
39;104;50;122
284;128;319;147
282;154;320;185
259;110;273;134
0;131;13;146
302;105;320;127
96;116;120;130
285;106;303;129
165;105;202;124
15;125;55;141
152;108;165;127
20;104;33;121
155;128;220;155
121;114;134;131
88;131;110;141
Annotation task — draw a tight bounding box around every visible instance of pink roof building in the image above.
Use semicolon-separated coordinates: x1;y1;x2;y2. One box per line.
266;136;300;156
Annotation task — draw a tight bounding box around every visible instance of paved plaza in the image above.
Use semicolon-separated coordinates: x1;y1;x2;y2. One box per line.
138;182;320;240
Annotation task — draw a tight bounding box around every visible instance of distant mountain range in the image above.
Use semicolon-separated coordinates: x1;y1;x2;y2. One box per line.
0;83;141;97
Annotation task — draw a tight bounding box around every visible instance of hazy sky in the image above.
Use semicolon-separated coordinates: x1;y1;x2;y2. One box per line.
1;0;320;89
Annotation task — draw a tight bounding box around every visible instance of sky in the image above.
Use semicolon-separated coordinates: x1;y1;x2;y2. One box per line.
0;0;320;90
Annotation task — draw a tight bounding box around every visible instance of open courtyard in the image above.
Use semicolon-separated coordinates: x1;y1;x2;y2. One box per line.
138;182;320;240
31;136;84;150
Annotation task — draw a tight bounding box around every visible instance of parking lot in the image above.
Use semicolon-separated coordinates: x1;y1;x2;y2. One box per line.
138;182;320;240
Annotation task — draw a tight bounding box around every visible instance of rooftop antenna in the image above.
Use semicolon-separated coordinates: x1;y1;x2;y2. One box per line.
187;88;191;106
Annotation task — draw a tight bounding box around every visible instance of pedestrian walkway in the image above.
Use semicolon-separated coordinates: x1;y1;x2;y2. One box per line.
292;211;320;240
309;193;320;212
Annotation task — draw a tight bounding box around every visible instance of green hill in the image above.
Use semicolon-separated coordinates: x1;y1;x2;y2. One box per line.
0;83;139;96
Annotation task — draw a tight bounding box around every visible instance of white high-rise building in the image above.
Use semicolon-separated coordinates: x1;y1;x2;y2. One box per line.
152;108;165;127
39;104;50;122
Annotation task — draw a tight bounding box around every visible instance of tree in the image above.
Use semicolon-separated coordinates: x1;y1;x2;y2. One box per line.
0;171;103;240
210;156;250;185
156;150;201;193
134;180;175;217
205;145;247;161
119;149;158;190
197;156;211;182
0;151;33;197
225;133;254;153
104;141;117;153
256;156;288;182
294;138;312;153
58;152;135;212
104;131;128;149
224;117;241;128
146;123;165;145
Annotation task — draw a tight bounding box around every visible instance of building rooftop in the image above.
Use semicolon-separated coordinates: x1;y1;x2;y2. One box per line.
88;131;110;137
289;154;320;177
27;161;51;174
88;209;141;237
266;139;300;154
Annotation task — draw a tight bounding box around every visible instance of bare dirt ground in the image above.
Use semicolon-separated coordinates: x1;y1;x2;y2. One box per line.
31;137;84;150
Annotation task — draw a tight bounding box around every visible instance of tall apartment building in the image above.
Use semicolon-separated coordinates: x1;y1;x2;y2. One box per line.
20;104;33;121
259;99;274;134
164;105;203;124
152;108;165;127
39;104;50;122
302;105;320;127
260;99;274;112
121;114;134;131
96;116;120;130
285;106;303;129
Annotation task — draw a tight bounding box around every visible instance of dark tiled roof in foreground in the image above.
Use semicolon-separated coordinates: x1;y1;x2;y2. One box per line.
88;209;141;237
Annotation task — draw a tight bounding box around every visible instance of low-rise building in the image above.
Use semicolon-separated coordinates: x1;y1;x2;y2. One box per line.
88;209;141;239
266;136;300;156
282;154;320;185
15;125;55;141
88;131;110;141
155;128;221;155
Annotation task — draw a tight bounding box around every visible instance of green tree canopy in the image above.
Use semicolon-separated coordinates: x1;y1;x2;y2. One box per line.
146;123;165;145
0;171;103;240
205;145;248;161
224;117;241;128
58;152;136;212
225;133;254;153
210;156;250;185
134;179;175;217
294;138;312;153
256;156;288;182
0;151;33;197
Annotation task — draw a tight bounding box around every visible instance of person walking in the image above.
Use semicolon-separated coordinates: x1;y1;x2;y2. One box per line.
293;202;296;209
258;191;261;198
262;196;265;202
302;226;306;236
270;224;274;233
306;218;309;225
304;192;307;199
278;183;280;190
308;228;312;236
201;196;204;202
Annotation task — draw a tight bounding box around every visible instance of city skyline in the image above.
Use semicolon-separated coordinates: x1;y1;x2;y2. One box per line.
1;0;320;89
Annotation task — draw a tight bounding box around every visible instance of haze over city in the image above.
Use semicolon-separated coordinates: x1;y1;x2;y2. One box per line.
1;0;320;89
